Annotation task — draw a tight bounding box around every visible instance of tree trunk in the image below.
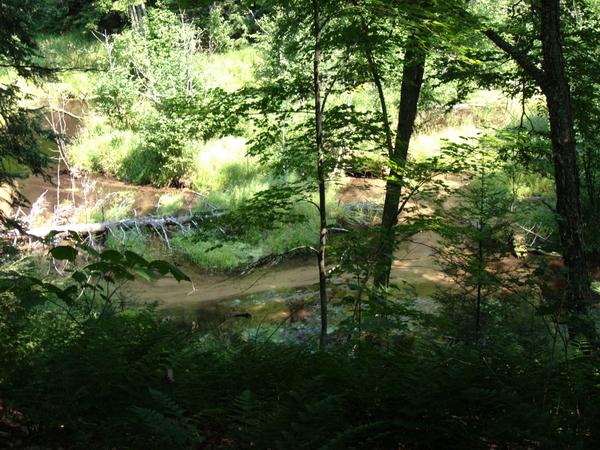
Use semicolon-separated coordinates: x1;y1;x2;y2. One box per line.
483;0;591;333
539;0;590;319
312;0;328;349
582;148;595;214
374;34;426;287
130;2;147;30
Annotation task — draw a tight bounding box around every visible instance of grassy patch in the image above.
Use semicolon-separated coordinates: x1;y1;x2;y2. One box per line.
187;136;264;192
67;116;139;176
33;32;103;98
157;193;186;216
171;235;263;271
194;46;258;91
173;188;346;271
89;191;135;223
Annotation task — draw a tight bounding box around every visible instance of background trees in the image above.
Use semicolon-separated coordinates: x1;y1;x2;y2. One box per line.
0;0;49;227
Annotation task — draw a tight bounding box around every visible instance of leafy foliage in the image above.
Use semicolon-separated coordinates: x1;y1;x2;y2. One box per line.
0;0;49;227
94;7;240;186
3;1;600;449
434;138;518;341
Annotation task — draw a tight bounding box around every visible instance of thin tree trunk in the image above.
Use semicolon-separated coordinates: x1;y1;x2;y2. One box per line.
374;34;426;286
312;0;328;349
475;219;484;343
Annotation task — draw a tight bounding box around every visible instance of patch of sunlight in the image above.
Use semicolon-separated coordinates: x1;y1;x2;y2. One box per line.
157;193;185;216
411;126;482;160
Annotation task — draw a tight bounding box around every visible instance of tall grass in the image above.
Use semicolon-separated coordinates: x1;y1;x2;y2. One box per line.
67;116;140;177
195;46;258;91
172;188;345;271
105;230;160;260
187;136;264;193
34;32;104;97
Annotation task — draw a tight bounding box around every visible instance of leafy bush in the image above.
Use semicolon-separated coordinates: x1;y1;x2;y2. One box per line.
90;8;242;187
95;65;137;128
3;241;600;449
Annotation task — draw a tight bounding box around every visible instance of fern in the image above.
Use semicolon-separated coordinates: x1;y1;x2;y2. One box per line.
130;389;203;449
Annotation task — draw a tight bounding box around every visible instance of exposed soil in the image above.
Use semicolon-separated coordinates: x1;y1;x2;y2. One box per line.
338;177;386;203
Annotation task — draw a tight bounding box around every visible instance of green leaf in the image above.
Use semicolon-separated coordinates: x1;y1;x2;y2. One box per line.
85;262;112;273
109;264;135;281
49;246;78;262
78;244;100;258
148;260;172;276
133;267;154;281
100;249;124;263
43;284;76;304
125;251;149;267
148;260;190;282
168;264;191;282
72;271;88;284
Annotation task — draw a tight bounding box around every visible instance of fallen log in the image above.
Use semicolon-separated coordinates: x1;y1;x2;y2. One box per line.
24;211;221;239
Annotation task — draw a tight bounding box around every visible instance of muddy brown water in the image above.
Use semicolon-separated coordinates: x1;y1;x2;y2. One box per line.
13;170;448;317
16;171;200;218
127;231;447;318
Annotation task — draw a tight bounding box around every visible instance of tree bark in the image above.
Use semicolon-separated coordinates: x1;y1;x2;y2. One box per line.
374;34;426;287
539;0;590;318
312;0;329;349
483;0;591;329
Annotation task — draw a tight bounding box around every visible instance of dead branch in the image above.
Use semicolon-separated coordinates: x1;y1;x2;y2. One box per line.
23;211;222;239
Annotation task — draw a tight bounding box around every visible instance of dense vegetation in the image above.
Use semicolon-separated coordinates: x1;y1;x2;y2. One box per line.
2;0;600;448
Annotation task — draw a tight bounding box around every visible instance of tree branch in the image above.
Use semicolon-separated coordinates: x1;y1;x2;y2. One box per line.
482;29;547;88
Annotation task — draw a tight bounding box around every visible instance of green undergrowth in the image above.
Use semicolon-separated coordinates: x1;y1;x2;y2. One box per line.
31;32;103;99
88;191;136;223
67;117;139;177
105;230;161;261
106;188;347;272
156;193;186;216
176;188;345;271
3;300;599;449
195;46;258;91
67;117;264;196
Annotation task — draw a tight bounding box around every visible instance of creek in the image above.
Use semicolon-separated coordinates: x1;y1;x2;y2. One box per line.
15;171;447;322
